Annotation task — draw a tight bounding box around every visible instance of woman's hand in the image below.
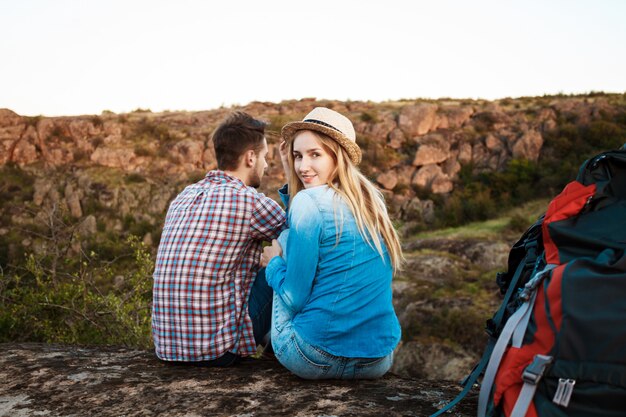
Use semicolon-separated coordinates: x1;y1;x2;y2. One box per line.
279;140;291;182
261;239;283;267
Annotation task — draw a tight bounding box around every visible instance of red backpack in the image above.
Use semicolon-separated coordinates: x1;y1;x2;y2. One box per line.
431;146;626;417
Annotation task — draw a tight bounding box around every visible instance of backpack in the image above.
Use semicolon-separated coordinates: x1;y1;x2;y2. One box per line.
431;145;626;417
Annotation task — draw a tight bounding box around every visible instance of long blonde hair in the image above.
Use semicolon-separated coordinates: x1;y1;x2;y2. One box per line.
288;130;404;272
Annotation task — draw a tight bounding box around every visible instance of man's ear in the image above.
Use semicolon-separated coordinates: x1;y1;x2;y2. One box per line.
244;149;256;168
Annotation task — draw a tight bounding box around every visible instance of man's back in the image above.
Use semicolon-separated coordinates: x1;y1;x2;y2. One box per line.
152;170;285;361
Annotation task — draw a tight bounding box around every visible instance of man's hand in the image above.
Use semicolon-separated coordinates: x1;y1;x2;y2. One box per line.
279;140;291;182
261;239;283;266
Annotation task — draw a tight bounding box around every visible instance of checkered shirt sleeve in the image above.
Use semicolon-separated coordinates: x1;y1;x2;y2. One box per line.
152;171;286;361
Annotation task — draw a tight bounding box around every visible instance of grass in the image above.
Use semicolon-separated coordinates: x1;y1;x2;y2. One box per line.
410;198;549;240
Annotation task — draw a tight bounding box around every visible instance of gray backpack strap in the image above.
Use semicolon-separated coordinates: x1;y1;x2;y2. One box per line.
477;292;537;417
477;265;556;417
510;355;553;417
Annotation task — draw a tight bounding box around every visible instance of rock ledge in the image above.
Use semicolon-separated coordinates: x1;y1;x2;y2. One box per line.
0;343;477;416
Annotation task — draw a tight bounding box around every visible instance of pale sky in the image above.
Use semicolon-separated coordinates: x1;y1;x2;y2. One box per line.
1;0;625;116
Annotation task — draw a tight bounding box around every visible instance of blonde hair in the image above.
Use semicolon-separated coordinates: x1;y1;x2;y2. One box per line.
288;130;404;272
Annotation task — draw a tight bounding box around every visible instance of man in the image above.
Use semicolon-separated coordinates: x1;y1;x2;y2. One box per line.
152;111;286;366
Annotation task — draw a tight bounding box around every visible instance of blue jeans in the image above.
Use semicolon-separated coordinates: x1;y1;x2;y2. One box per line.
248;267;273;346
270;293;394;380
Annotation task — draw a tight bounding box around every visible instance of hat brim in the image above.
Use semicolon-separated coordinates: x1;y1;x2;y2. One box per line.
281;121;362;165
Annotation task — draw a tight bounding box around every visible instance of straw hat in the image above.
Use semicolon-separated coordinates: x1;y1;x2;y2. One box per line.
281;107;362;165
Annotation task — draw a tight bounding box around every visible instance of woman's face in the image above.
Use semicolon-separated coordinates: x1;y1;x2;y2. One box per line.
292;131;336;189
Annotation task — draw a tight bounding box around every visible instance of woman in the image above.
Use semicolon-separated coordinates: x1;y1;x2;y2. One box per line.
261;107;403;380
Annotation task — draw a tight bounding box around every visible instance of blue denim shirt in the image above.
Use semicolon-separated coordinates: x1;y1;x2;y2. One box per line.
266;185;401;358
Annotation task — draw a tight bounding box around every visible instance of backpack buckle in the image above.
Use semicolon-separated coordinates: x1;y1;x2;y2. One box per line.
519;264;557;301
522;354;553;385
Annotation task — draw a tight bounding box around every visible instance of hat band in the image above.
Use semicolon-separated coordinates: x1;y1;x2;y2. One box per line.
303;119;344;135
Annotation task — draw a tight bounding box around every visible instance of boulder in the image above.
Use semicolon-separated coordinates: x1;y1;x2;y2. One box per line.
442;152;461;178
412;164;453;194
171;139;205;167
388;128;405;149
512;130;543;161
377;170;398;190
412;134;451;166
471;142;490;169
398;104;438;137
458;141;473;165
355;115;397;141
439;106;474;128
91;147;136;168
399;198;435;223
10;135;38;166
64;183;83;218
33;178;53;206
69;119;101;139
78;215;97;236
484;133;503;152
395;165;416;188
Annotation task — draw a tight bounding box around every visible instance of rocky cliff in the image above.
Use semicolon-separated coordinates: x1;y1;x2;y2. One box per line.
2;95;623;234
2;95;620;196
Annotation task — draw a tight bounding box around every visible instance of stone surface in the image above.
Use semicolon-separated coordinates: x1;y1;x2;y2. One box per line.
398;104;438;137
412;164;453;194
377;170;398;190
511;130;543;161
412;134;451;167
0;343;478;417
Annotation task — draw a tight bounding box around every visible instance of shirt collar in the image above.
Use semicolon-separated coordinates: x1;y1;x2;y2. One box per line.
206;170;247;188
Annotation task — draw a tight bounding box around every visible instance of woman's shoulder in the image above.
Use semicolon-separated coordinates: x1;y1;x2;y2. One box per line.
291;187;337;219
294;186;334;205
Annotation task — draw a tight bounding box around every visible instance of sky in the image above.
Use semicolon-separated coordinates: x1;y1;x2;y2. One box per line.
1;0;625;117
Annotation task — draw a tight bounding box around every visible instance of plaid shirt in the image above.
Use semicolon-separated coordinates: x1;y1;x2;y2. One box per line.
152;170;286;361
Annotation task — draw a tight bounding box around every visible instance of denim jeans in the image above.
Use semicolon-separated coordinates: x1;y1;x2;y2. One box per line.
270;293;393;380
248;267;273;346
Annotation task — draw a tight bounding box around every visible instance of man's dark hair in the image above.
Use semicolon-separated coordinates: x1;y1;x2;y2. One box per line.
212;111;267;170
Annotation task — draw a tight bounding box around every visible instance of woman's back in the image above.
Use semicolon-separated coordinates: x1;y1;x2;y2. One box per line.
270;186;401;358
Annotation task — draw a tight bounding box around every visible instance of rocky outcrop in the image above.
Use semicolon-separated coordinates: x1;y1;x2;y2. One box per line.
2;95;620;208
0;343;478;417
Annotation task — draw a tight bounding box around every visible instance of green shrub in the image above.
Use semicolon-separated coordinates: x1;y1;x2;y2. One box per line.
134;145;155;157
0;165;35;206
360;110;378;123
133;118;173;143
126;172;147;183
89;115;104;128
0;236;153;348
508;213;532;234
584;120;626;150
24;115;42;127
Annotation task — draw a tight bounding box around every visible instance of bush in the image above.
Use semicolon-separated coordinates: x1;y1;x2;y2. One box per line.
134;145;155;157
584;120;626;150
508;213;532;234
0;165;35;206
133;118;173;143
435;183;496;228
0;236;153;348
126;172;147;183
359;110;378;123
